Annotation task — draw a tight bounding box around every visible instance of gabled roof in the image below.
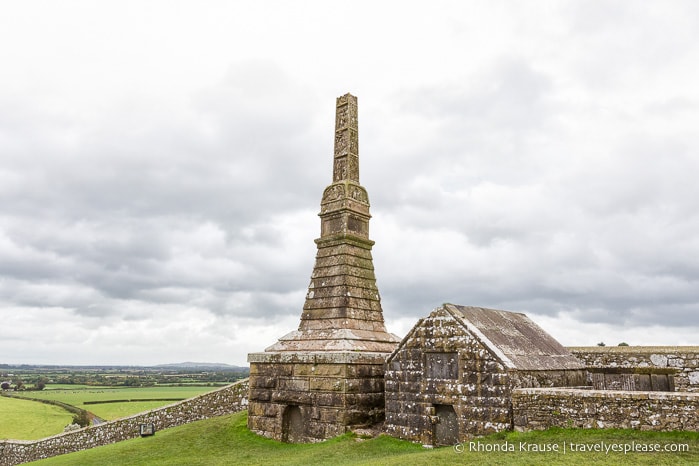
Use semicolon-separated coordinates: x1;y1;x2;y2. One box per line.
443;303;584;371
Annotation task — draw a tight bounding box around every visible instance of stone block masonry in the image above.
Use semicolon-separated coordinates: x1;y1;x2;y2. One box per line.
384;317;515;445
263;94;399;355
569;346;699;392
513;387;699;432
0;379;249;466
247;94;398;443
248;351;387;442
384;305;585;446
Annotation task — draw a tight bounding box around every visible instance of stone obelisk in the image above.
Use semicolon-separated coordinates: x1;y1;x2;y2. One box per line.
247;93;399;442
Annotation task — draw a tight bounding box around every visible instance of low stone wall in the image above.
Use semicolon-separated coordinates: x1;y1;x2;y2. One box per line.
0;379;249;466
512;387;699;432
568;346;699;392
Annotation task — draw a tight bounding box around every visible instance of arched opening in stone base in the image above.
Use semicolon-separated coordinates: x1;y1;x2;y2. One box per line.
281;405;304;443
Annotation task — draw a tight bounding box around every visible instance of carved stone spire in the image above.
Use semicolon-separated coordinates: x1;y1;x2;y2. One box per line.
265;93;399;352
333;94;359;183
248;93;399;443
318;95;370;243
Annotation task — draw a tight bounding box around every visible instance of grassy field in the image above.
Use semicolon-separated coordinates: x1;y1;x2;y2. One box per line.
32;411;699;465
0;385;221;440
18;386;219;420
0;396;73;440
43;384;94;390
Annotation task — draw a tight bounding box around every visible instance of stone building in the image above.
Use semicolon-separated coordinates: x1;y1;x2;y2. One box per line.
247;94;399;443
384;303;586;446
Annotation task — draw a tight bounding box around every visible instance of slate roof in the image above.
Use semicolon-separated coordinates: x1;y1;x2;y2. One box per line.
444;303;585;371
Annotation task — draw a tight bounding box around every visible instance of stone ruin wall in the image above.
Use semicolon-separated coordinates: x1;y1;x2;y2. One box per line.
513;387;699;432
248;353;386;442
384;315;512;444
384;313;585;445
569;346;699;392
0;379;249;466
385;341;699;442
510;370;586;390
513;347;699;434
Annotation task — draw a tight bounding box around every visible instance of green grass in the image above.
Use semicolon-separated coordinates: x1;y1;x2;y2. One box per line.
31;411;699;465
18;386;219;420
44;384;93;390
0;396;73;440
0;386;221;440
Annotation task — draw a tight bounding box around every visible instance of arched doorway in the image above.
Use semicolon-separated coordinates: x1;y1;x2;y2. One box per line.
434;404;458;446
281;405;304;443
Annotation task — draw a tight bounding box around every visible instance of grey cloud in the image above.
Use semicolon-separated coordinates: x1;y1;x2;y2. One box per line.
3;61;325;225
361;65;699;332
2;2;699;364
365;59;558;217
0;60;330;327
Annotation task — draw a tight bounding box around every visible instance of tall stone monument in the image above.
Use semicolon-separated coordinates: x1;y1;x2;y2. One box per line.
247;93;399;442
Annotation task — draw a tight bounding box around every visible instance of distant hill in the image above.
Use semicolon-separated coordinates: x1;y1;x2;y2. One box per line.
152;362;249;372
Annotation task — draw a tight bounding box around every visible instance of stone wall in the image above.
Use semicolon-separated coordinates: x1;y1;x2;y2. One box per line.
512;387;699;432
569;346;699;392
0;379;249;466
385;309;588;446
248;352;386;442
384;314;513;446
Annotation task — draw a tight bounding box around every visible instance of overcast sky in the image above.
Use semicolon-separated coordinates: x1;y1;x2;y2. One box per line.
1;1;698;366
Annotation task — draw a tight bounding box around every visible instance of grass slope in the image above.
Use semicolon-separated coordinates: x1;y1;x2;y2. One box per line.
32;411;699;466
18;386;219;420
0;396;73;440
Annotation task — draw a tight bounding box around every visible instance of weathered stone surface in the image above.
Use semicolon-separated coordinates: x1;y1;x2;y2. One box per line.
569;346;699;392
249;376;277;389
385;304;586;445
277;377;310;392
300;296;381;312
311;264;378;281
292;363;346;377
513;388;699;432
249;353;389;442
249;363;293;377
248;351;389;365
247;94;398;442
249;388;273;402
262;94;398;354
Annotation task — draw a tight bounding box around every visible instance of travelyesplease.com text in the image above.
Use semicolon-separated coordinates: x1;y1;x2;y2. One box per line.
454;440;689;454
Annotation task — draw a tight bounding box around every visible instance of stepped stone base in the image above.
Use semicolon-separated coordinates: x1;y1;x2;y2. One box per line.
247;351;390;442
